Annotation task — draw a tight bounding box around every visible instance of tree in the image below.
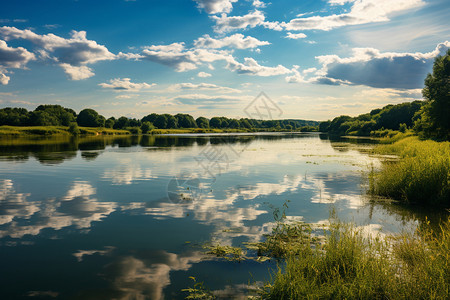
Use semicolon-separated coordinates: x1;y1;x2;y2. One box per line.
142;113;159;124
209;117;222;128
68;122;80;135
77;109;105;127
0;107;31;126
141;121;154;133
105;117;115;128
229;119;241;129
29;111;59;126
154;115;168;129
175;113;197;128
114;116;129;129
35;104;76;126
196;117;209;128
167;115;178;129
415;49;450;140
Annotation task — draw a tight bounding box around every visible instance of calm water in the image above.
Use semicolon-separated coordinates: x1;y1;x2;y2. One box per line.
0;133;422;299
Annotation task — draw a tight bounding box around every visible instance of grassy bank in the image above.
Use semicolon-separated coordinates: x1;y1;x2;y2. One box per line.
370;135;450;206
0;125;308;137
190;215;450;299
0;125;130;136
258;216;450;299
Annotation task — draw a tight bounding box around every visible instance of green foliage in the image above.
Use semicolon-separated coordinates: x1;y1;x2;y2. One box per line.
105;117;115;128
182;277;216;299
1;105;318;133
154;114;169;129
415;49;450;140
196;117;209;128
126;127;142;135
68;123;80;135
260;216;450;299
140;121;154;133
371;136;450;206
206;245;246;262
320;101;424;137
77;109;105;127
35;104;76;126
175;113;197;128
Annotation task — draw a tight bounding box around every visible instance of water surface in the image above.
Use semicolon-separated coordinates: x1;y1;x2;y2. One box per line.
0;133;421;299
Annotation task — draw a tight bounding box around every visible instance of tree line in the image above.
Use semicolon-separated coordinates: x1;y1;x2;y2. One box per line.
0;105;318;132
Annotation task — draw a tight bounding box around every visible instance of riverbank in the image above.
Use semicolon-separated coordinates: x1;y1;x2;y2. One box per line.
370;134;450;207
0;125;305;137
256;215;450;299
0;125;130;136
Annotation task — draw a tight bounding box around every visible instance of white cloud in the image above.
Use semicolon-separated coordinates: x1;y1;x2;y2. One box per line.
193;0;238;14
59;64;94;80
212;10;266;32
0;73;10;85
227;57;292;76
0;26;115;80
194;33;270;49
169;82;241;93
253;0;267;8
197;71;212;77
313;41;450;88
131;42;234;72
285;0;425;31
285;32;307;39
99;78;156;92
0;39;36;85
123;40;290;77
328;0;355;5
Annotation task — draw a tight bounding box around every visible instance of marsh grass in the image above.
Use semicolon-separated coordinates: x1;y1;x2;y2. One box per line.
0;125;130;136
259;216;450;299
370;136;450;206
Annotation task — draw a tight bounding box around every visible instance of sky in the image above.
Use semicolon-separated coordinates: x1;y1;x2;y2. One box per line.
0;0;449;121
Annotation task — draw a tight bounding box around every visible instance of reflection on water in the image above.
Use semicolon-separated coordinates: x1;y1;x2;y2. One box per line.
0;133;444;299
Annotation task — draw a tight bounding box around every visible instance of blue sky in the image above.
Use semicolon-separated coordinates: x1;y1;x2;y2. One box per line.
0;0;449;120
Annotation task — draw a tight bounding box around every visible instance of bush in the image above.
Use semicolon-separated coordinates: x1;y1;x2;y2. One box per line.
68;123;80;135
127;127;142;135
370;137;450;206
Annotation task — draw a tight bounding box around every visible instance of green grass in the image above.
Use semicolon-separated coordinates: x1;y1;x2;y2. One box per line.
0;125;130;136
0;125;70;136
259;216;450;299
370;136;450;206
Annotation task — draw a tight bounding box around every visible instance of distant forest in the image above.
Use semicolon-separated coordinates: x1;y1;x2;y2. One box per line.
0;105;318;131
319;101;424;136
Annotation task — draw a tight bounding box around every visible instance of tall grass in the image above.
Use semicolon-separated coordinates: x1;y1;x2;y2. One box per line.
370;136;450;206
260;216;450;299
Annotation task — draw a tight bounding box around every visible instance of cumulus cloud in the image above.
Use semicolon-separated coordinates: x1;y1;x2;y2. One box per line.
198;71;212;77
0;39;36;85
0;26;115;80
313;41;450;89
212;10;283;33
193;0;238;14
0;73;9;85
285;0;425;31
59;64;94;80
122;41;290;77
253;0;267;8
227;57;292;76
129;42;234;72
212;10;265;32
169;82;241;93
194;33;270;49
99;78;156;92
285;32;307;39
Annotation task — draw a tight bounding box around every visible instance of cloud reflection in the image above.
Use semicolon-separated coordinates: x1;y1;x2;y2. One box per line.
0;180;116;238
